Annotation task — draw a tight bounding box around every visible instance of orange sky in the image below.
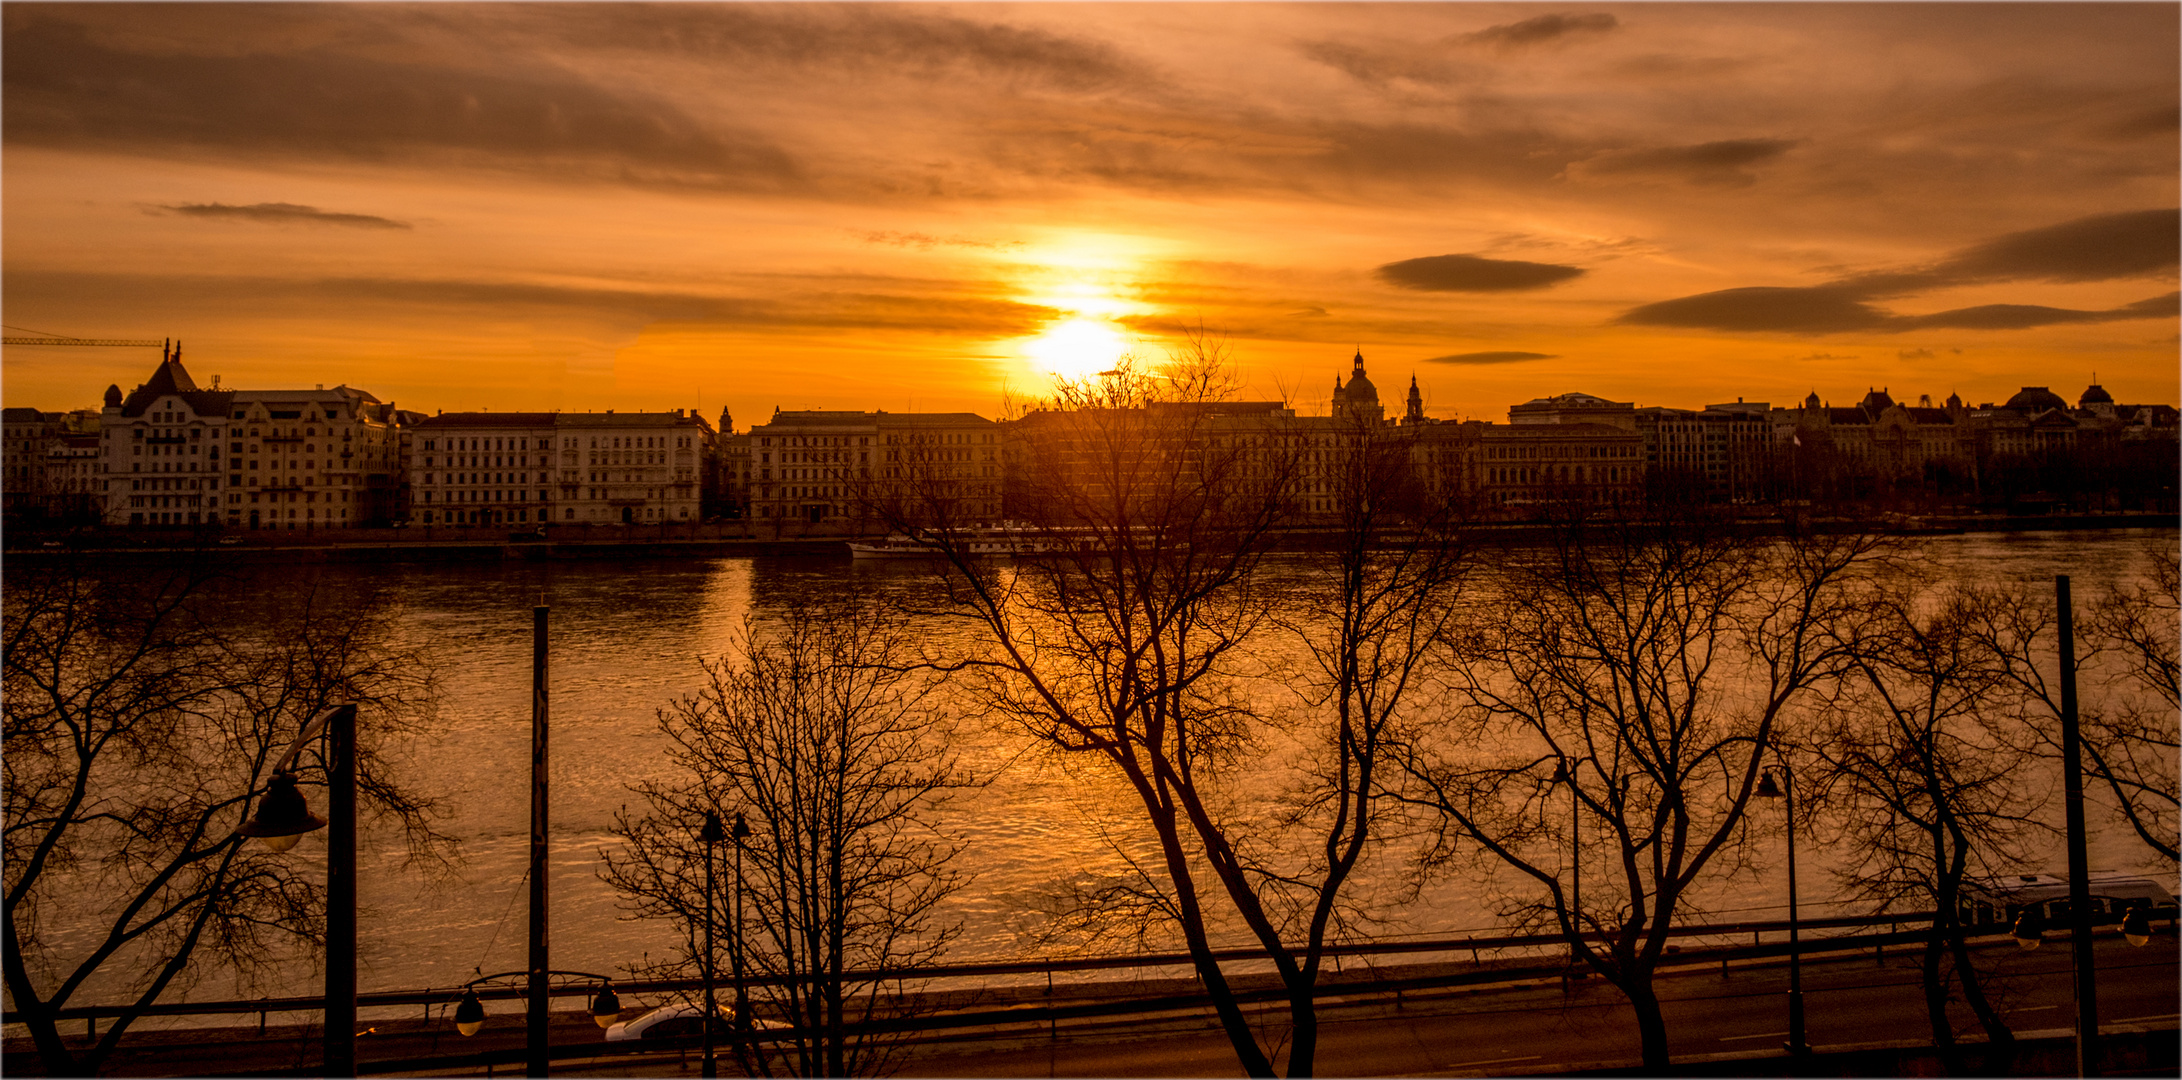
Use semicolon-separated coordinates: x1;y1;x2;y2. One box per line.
5;3;2176;425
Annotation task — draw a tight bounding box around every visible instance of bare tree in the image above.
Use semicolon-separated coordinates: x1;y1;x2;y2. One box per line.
2;554;446;1077
601;610;972;1079
888;336;1468;1077
1970;549;2179;867
1396;510;1878;1070
2082;544;2178;864
1811;577;2042;1067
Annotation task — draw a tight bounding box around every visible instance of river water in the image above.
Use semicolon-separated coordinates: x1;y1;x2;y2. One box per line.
20;528;2179;1022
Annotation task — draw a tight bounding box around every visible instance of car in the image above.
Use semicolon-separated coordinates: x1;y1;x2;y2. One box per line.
603;1001;786;1043
602;1001;727;1043
218;536;242;546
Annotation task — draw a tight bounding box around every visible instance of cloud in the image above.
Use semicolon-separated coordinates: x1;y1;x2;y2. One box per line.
1899;348;1936;360
3;269;1062;339
1297;40;1465;88
2;14;802;190
148;202;411;229
1620;210;2181;334
1798;353;1858;362
1621;286;2177;334
1287;306;1329;318
1894;292;2179;330
1569;138;1799;187
1459;13;1619;51
1620;286;1888;333
1377;253;1585;292
853;230;1023;251
1919;208;2180;285
1424;350;1557;365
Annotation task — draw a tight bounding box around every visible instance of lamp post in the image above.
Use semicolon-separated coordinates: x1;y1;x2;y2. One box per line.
527;604;551;1078
237;703;357;1077
731;812;752;1046
1755;764;1808;1057
2055;575;2099;1077
699;810;725;1079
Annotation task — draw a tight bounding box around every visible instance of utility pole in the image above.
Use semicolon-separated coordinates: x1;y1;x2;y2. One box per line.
529;605;551;1077
2056;576;2098;1076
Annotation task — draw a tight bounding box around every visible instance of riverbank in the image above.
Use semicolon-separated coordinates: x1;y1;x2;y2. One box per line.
8;512;2175;565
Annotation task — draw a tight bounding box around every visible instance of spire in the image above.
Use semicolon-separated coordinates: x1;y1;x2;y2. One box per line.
1352;347;1365;376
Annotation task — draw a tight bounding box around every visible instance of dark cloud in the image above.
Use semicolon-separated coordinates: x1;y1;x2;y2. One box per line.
1569;138;1799;187
3;270;1060;338
525;4;1146;94
1621;286;2177;334
1459;13;1619;51
1619;286;1887;333
1798;353;1858;362
1423;351;1557;365
1899;348;1937;360
2;14;801;189
1896;291;2179;331
1922;208;2180;285
148;202;411;229
1377;254;1585;292
1622;210;2181;334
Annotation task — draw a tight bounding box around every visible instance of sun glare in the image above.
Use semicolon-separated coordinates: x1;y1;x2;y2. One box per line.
1024;317;1133;380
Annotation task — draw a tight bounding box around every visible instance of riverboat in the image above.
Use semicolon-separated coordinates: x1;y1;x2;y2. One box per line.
846;527;1066;559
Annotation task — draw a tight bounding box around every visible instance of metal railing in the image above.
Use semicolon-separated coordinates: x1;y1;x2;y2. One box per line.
0;909;2004;1027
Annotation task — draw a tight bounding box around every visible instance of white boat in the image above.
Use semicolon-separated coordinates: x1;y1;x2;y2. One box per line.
847;528;1067;559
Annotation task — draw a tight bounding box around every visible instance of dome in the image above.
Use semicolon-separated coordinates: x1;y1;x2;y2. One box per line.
2079;383;2113;406
1859;387;1895;412
103;384;123;408
1344;349;1378;402
2003;386;2068;412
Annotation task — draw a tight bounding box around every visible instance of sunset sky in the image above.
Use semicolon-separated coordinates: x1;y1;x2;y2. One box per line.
5;3;2176;425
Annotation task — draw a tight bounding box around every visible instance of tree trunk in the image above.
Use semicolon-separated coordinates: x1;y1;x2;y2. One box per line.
1947;925;2014;1062
1919;933;1967;1076
1623;975;1672;1071
1285;980;1319;1078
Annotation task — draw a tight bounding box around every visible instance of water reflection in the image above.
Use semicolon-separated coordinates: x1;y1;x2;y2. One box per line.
35;530;2175;1014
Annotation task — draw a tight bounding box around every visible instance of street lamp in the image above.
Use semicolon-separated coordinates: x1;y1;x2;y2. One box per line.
590;981;621;1029
1755;765;1809;1057
2120;906;2152;948
731;811;752;1045
699;810;726;1079
238;702;357;1078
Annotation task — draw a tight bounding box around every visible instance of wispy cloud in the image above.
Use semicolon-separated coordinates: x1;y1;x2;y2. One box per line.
148;202;411;229
1458;13;1619;52
1568;138;1799;187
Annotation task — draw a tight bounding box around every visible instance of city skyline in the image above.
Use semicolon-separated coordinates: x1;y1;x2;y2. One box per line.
5;3;2177;424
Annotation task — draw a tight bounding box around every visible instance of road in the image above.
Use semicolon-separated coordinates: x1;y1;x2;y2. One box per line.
16;933;2174;1077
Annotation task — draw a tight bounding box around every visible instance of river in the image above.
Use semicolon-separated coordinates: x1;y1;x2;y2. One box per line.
15;527;2177;1023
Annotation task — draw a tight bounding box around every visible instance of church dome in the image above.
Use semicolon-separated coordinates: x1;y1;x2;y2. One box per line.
2079;383;2113;406
1343;349;1378;402
2004;386;2068;412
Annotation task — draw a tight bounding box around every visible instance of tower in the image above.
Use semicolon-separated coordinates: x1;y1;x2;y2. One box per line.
1404;374;1424;424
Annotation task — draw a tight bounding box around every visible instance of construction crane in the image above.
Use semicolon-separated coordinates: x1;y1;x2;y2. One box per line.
3;326;166;347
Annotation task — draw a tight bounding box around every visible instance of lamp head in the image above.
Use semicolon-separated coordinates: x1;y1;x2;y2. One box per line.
1550;759;1569;783
2012;906;2045;950
591;982;622;1027
2121;905;2152;947
700;810;726;845
239;772;327;851
1755;771;1782;799
731;812;751;842
454;989;485;1036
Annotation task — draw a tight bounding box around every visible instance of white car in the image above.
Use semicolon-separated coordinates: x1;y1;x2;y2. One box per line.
603;1001;728;1043
604;1001;786;1043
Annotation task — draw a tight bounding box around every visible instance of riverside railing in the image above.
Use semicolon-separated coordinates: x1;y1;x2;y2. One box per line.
15;907;2147;1038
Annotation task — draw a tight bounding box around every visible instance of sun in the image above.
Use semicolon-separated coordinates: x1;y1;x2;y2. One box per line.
1023;317;1133;381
